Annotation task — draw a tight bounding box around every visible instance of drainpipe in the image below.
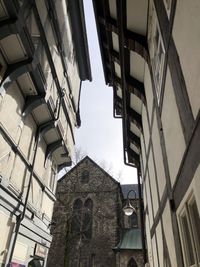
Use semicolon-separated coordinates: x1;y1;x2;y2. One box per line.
136;167;147;265
6;91;64;266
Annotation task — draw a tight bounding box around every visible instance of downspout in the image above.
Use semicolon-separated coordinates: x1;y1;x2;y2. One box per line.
6;91;64;266
137;167;147;265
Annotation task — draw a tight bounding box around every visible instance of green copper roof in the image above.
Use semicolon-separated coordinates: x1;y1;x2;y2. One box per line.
114;228;142;251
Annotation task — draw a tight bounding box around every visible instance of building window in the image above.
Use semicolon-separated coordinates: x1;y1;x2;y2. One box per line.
49;165;56;192
25;10;41;50
83;198;93;239
178;196;200;267
71;198;93;240
151;24;165;101
128;257;137;267
148;3;165;102
81;170;89;184
71;198;83;235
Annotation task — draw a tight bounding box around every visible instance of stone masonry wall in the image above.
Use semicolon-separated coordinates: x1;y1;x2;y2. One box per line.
47;157;123;267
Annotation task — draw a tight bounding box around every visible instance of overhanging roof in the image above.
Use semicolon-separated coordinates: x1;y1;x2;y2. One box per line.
92;0;149;167
68;0;92;81
113;228;142;251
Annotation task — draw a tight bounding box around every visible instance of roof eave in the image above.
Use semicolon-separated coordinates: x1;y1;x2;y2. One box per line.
92;0;110;85
68;0;92;82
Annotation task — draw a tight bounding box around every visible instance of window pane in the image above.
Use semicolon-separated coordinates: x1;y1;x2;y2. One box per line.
181;214;195;265
71;199;83;235
189;200;200;262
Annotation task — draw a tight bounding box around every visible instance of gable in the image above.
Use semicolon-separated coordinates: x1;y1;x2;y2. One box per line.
58;156;121;193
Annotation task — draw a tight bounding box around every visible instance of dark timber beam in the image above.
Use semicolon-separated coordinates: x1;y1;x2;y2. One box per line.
32;2;75;144
22;95;46;117
127;147;140;165
153;0;194;143
127;130;141;150
98;15;149;62
58;161;72;172
114;74;146;103
0;18;18;39
39;120;55;137
102;0;116;86
0;59;33;94
127;106;143;131
45;140;63;160
3;1;20;17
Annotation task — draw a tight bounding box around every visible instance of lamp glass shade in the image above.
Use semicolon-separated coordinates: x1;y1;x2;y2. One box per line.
123;206;134;216
123;200;135;216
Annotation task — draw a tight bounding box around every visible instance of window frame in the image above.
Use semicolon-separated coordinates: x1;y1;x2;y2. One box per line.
49;161;57;193
148;1;166;103
178;194;200;267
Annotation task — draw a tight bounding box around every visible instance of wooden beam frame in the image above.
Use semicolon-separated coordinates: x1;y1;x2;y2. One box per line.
113;74;145;103
127;106;143;131
127;130;141;150
98;15;149;62
22;95;46;117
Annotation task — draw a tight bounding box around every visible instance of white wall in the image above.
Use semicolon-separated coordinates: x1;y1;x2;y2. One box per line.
173;0;200;119
161;68;186;187
151;113;166;198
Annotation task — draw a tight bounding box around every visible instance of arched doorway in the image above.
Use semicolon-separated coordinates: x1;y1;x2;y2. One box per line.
127;257;138;267
28;259;44;267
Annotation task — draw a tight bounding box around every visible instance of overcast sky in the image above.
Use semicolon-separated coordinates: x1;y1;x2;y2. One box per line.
74;0;137;184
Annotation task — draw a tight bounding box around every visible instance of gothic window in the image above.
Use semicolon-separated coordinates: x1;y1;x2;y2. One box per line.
178;196;200;267
83;198;93;239
81;170;89;184
71;199;83;235
127;257;137;267
71;198;93;240
129;212;138;228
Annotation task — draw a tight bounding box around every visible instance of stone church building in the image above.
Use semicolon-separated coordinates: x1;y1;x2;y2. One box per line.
47;156;143;267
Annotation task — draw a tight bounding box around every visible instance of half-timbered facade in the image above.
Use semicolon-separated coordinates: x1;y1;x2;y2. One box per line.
92;0;200;266
0;0;91;266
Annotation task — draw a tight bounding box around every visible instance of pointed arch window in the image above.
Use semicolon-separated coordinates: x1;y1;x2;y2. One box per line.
71;198;83;235
71;198;93;240
128;257;138;267
83;198;93;239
